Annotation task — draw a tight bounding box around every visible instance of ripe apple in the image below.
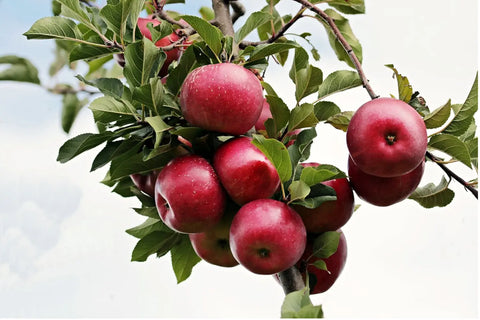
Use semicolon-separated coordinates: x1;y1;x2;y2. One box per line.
130;171;158;197
229;199;306;275
155;154;226;233
213;136;280;205
348;156;425;206
255;99;272;132
293;163;354;233
179;63;264;135
301;230;347;294
189;204;239;267
137;17;189;77
346;97;428;177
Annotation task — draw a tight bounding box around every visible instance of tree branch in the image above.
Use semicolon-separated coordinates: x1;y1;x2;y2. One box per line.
277;266;306;294
426;151;478;199
239;7;306;49
292;0;378;100
212;0;235;37
229;0;246;24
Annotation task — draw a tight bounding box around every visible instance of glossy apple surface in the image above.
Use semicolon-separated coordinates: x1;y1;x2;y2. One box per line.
155;154;226;233
213;136;280;205
137;17;188;77
229;199;306;275
302;231;347;294
179;63;264;135
130;171;158;197
189;204;239;267
255;99;272;132
348;156;425;206
346;97;427;177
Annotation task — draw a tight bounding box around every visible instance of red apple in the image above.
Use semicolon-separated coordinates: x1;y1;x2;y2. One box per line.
254;99;272;132
301;231;347;294
137;17;189;77
213;136;280;205
179;63;264;135
293;163;354;233
229;199;306;275
348;156;425;206
346;97;427;177
155;154;226;233
189;204;239;267
130;171;158;197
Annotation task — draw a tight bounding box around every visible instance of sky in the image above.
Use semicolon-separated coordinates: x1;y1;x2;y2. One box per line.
0;0;478;318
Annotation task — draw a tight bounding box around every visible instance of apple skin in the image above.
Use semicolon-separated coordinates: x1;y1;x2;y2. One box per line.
229;199;307;275
130;171;158;197
301;231;347;294
179;63;264;135
189;204;239;267
155;154;226;233
293;163;354;233
137;17;189;77
254;99;272;132
348;156;425;206
346;97;428;178
213;136;280;205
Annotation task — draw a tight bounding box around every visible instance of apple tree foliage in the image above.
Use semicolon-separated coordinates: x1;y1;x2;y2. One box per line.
1;0;477;317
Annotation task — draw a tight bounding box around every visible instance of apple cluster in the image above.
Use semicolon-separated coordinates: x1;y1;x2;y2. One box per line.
131;61;353;294
346;98;428;206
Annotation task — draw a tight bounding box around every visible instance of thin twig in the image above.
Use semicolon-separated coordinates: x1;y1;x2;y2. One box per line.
292;0;378;100
230;0;246;24
426;151;478;199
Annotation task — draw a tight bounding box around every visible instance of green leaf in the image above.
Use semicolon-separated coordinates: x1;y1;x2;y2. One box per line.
132;77;165;115
76;75;124;98
429;134;472;168
288;181;311;203
288;128;317;170
199;6;215;21
423;100;451;129
61;93;87;133
126;217;171;239
408;177;455;208
69;44;118;62
281;287;323;318
322;0;365;14
311;259;328;272
124;39;165;88
262;81;278;97
170;236;202;283
89;96;139;123
181;15;223;56
466;138;478;170
57;0;97;31
300;165;346;187
0;55;41;84
288;103;319;132
133;207;160;219
90;140;123;171
292;183;336;209
318;9;362;68
385;64;413;102
326;111;354;132
317;70;362;100
248;41;299;61
314;101;341;121
235;11;272;43
165;44;198;95
443;73;478;136
252;134;292;183
145;116;171;148
23;16;83;41
312;231;341;259
57;132;114;163
265;95;291;138
131;231;180;262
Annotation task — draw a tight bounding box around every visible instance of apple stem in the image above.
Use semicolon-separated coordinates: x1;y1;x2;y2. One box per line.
277;266;306;294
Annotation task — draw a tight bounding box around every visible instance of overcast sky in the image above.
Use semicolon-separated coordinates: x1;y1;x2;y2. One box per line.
0;0;478;318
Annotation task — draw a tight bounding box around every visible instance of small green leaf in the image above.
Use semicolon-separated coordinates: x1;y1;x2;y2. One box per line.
292;183;336;209
57;0;96;30
76;75;124;98
23;16;82;41
124;39;165;88
131;231;180;262
314;101;341;121
385;64;413;102
252;134;292;183
145;116;171;148
89;96;139;123
181;15;223;56
311;259;328;272
90;140;123;171
248;41;299;61
261;81;278;97
57;132;114;163
61;93;87;133
126;217;170;239
288;128;317;169
466;138;478;170
69;44;118;62
171;236;202;283
199;6;215;21
408;177;455;208
165;45;198;95
288;180;311;202
265;95;291;138
0;55;41;84
312;231;341;259
317;70;362;100
443;73;478;136
281;287;322;318
235;11;272;43
288;103;319;132
429;134;472;168
133;77;165;115
300;165;346;187
423;99;452;129
322;0;365;14
326;111;354;132
133;207;160;219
